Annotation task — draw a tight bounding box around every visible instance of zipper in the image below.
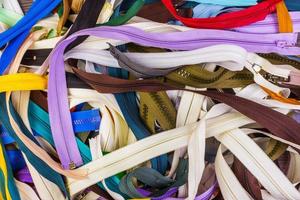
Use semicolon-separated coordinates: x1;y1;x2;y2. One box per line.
139;91;176;133
3;0;23;15
73;68;300;146
94;26;300;54
161;0;281;29
166;67;253;88
49;45;83;169
67;112;252;195
251;63;290;84
29;105;94;165
17;0;33;13
259;53;300;69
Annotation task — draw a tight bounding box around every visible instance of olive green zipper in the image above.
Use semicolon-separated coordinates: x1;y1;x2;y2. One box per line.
139;91;177;134
165;65;254;88
259;53;300;70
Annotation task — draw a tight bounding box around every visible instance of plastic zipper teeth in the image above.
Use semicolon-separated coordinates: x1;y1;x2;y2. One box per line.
49;43;84;169
149;92;176;128
258;53;300;69
29;108;92;163
167;68;253;87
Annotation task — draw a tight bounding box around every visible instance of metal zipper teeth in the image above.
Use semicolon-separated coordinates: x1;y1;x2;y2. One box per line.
170;0;275;26
258;53;300;69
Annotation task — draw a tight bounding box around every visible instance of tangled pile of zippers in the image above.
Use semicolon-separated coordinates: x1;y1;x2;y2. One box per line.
1;0;300;199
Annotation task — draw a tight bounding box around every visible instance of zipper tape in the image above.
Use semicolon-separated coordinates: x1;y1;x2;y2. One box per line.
233;157;263;200
0;8;22;27
72;68;300;146
275;1;293;33
56;0;70;35
0;137;21;200
3;0;23;15
187;0;257;7
28;94;126;197
14;179;40;200
71;25;300;55
65;0;105;52
0;0;61;74
108;67;168;173
161;0;281;29
67;111;254;196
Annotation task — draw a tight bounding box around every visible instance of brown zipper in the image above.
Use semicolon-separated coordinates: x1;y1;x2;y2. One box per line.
72;67;300;148
233;157;262;200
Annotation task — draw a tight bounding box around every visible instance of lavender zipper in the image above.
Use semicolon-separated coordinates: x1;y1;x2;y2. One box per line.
75;26;300;55
48;25;300;169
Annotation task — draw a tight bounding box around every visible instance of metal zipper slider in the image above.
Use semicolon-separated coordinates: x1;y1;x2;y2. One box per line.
74;191;87;200
69;161;76;170
251;63;290;83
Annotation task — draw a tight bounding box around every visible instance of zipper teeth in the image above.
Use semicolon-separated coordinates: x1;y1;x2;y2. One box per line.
94;28;281;47
30;110;91;162
78;72;299;140
148;92;175;129
170;68;253;84
258;53;300;69
230;133;293;199
229;72;254;80
172;0;273;25
53;53;74;168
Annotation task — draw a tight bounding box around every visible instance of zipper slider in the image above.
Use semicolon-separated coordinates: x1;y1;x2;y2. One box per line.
69;161;76;170
251;63;290;83
74;191;87;200
276;40;296;48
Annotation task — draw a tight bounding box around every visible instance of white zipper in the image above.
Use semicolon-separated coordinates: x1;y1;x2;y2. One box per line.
67;112;253;196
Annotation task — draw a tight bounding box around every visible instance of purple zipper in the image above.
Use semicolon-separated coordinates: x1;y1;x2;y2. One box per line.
75;26;300;55
48;25;300;169
232;12;300;33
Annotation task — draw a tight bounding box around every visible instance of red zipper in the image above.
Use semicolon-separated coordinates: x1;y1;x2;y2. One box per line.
161;0;282;29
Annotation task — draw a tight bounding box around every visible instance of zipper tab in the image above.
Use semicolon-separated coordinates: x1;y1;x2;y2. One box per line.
275;40;295;48
69;161;76;170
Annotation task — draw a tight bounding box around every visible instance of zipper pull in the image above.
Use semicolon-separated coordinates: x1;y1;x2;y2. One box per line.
276;40;296;48
251;63;290;84
74;191;87;200
69;161;76;170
